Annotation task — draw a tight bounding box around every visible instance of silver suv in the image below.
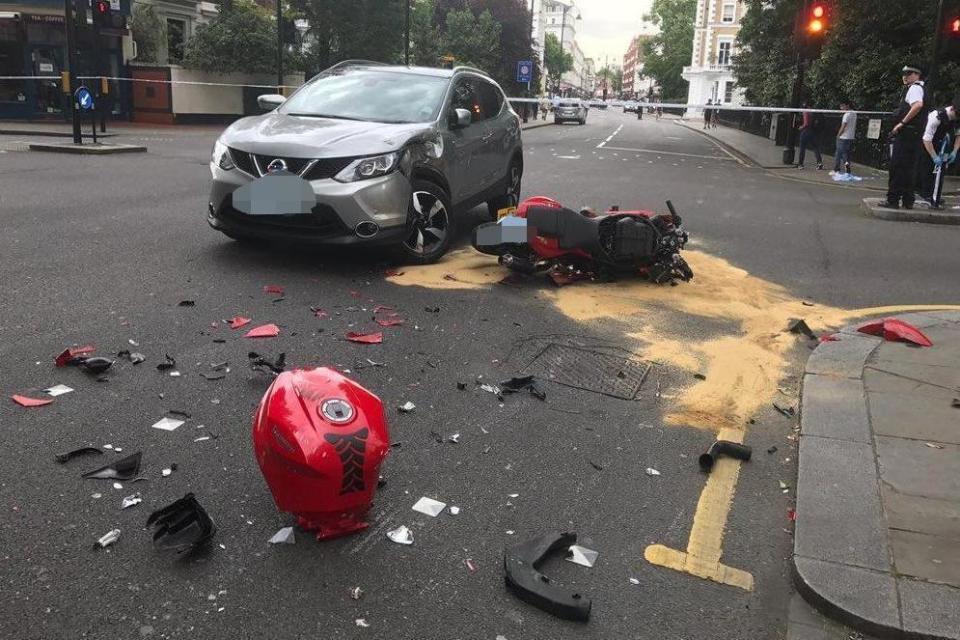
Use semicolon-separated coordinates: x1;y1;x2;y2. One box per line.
208;61;523;263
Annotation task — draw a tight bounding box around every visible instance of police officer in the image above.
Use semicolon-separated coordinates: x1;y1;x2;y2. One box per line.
885;65;927;209
919;95;959;208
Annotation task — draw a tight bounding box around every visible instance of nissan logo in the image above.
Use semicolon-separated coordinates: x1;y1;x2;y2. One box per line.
266;158;287;174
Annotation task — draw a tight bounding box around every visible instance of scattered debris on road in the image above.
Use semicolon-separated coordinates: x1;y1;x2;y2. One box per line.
94;528;121;549
504;532;592;622
11;394;54;407
263;285;285;297
566;545;599;568
398;401;416;413
156;354;177;371
151;417;185;432
77;357;114;375
43;384;74;396
245;323;280;338
645;467;661;476
787;319;817;340
55;447;103;464
268;527;296;545
121;493;142;509
83;452;142;480
55;345;96;367
228;316;252;329
146;493;216;553
773;403;796;418
699;440;752;473
249;351;286;375
386;525;414;545
925;442;945;449
117;350;146;364
499;376;546;401
346;331;383;344
857;318;932;347
412;497;446;517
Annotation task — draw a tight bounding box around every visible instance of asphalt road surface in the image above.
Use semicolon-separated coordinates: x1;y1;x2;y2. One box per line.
1;110;959;640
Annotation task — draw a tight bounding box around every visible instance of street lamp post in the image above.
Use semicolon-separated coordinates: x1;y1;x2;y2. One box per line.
277;0;283;92
405;0;411;66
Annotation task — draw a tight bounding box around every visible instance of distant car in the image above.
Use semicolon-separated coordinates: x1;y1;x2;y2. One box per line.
554;99;588;125
623;101;638;113
589;100;607;110
610;100;623;108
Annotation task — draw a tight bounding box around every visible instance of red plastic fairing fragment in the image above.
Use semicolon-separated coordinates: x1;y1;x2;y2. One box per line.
245;324;280;338
375;318;404;328
252;367;390;539
12;394;54;407
857;318;932;347
346;331;383;344
313;309;329;319
787;508;797;522
818;334;840;343
372;305;394;314
263;285;285;296
55;345;95;367
229;316;252;329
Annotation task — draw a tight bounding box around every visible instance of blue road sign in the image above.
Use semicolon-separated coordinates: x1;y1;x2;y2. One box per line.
517;61;533;84
75;86;94;111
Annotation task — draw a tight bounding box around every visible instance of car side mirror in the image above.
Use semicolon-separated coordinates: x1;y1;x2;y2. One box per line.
257;94;286;111
449;108;472;129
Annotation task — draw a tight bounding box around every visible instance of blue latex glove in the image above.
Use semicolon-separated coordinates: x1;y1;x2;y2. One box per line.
933;154;944;167
947;150;958;165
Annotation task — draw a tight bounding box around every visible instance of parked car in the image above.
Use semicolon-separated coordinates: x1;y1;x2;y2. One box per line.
207;61;523;264
554;99;588;125
623;101;638;113
589;99;607;110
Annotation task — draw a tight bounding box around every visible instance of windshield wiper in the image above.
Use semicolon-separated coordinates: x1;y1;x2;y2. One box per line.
285;113;370;122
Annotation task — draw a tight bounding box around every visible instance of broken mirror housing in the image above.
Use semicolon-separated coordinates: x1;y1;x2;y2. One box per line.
252;367;390;539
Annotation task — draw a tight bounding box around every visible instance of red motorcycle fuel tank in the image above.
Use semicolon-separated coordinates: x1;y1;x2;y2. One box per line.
252;367;390;539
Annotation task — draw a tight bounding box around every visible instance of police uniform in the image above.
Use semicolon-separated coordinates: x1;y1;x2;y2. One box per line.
886;68;927;208
920;104;959;207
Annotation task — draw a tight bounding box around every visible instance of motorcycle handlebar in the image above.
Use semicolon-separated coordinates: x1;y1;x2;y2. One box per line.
665;200;682;225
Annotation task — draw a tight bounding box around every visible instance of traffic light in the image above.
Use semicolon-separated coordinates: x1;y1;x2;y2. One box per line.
952;16;960;36
807;3;828;35
92;0;111;25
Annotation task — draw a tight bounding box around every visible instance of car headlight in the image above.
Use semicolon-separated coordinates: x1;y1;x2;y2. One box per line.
334;152;400;183
211;139;235;172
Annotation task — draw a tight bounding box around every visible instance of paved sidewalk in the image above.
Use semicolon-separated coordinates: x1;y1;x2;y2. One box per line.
796;311;960;639
676;119;960;195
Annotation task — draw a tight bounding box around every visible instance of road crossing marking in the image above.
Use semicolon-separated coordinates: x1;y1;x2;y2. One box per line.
603;146;733;161
596;124;623;149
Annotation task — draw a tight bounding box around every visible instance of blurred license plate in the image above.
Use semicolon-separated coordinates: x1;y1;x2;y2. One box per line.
233;173;314;216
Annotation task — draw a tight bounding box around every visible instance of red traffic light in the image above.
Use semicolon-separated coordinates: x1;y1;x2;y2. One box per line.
812;5;824;18
95;0;109;14
952;17;960;33
807;3;827;34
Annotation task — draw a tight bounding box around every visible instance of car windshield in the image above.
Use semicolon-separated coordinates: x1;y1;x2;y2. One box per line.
279;69;449;124
559;101;579;107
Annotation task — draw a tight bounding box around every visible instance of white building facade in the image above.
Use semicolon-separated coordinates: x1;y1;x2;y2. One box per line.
682;0;746;115
531;0;589;97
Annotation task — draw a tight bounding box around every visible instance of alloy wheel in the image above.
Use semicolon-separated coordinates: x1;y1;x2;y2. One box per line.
404;190;449;256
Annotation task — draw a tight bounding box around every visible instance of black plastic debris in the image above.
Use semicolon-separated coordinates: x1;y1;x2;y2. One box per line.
156;355;177;372
146;493;216;553
499;376;546;401
787;319;817;340
693;372;707;380
249;351;286;375
55;447;102;464
424;306;440;313
457;382;467;391
117;350;146;364
698;440;753;473
767;445;778;454
78;357;114;375
177;300;196;307
952;398;960;409
167;410;191;419
504;532;592;622
773;403;797;418
82;452;142;480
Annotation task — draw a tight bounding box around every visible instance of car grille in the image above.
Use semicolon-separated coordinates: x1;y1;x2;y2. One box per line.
219;195;343;237
251;154;312;176
229;148;257;176
303;157;353;181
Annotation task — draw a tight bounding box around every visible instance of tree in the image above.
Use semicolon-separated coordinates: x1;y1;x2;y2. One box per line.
735;0;959;109
183;0;301;74
642;0;696;100
543;32;572;92
597;66;623;96
129;3;166;64
410;0;444;66
467;0;533;93
442;8;502;73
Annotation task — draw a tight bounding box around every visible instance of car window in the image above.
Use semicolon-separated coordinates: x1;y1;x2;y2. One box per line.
279;69;448;124
450;78;485;124
559;101;579;107
476;81;504;119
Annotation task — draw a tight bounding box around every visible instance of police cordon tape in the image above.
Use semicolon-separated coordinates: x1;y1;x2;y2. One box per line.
0;75;892;116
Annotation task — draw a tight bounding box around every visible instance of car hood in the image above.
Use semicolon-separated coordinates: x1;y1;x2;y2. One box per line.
220;113;434;158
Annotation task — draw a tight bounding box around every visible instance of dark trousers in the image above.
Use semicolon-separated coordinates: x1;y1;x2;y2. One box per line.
887;130;921;206
798;129;822;166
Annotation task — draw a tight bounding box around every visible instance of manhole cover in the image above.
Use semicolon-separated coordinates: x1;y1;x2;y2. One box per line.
522;343;651;400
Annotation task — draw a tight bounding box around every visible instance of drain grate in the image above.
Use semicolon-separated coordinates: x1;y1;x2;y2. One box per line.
522;342;651;400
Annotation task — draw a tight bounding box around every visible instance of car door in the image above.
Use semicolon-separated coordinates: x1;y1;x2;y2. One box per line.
443;77;488;205
475;80;513;191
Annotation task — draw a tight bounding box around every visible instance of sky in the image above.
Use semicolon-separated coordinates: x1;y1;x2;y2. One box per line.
575;0;657;67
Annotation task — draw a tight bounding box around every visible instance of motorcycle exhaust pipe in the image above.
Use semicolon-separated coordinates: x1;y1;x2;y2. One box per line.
698;440;752;473
355;221;380;239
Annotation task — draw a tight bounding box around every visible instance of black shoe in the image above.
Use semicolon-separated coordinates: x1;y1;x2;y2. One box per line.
903;202;914;210
882;201;901;210
816;163;824;171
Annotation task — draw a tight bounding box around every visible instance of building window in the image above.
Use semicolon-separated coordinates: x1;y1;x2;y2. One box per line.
717;40;732;66
724;81;735;103
166;18;186;64
722;3;735;23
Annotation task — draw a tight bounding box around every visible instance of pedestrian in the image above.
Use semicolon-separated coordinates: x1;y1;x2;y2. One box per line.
796;103;824;170
885;65;927;209
711;101;720;128
919;95;959;208
540;95;551;121
703;99;712;129
833;99;857;175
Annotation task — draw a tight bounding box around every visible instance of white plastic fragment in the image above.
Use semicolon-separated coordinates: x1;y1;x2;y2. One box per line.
645;467;661;476
350;587;364;600
43;384;74;397
398;401;416;413
91;493;102;499
629;578;640;585
355;619;370;628
268;527;295;545
412;497;447;518
151;417;185;432
447;433;460;443
386;525;414;545
120;493;142;509
95;528;121;549
566;545;599;568
169;371;181;377
449;506;460;516
162;468;173;477
112;482;123;490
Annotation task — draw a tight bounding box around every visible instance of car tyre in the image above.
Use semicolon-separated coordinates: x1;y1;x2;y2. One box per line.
396;179;453;265
486;159;522;220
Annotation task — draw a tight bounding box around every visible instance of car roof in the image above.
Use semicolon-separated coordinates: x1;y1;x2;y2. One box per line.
325;61;491;80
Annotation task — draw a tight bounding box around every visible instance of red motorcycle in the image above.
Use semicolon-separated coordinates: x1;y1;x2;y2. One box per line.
472;196;693;284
